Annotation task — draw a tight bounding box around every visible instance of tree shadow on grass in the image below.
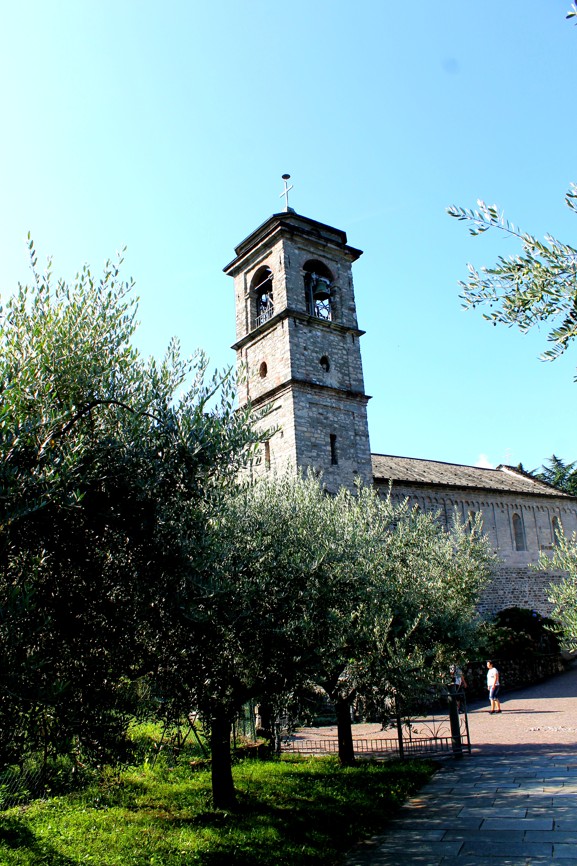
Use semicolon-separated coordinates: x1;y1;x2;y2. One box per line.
183;761;435;866
0;816;78;866
0;761;434;866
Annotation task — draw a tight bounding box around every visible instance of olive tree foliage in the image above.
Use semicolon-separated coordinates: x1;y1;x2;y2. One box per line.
447;8;577;367
447;191;577;368
447;189;577;649
0;240;263;768
197;474;493;805
178;473;354;809
540;533;577;652
315;501;493;763
349;509;492;720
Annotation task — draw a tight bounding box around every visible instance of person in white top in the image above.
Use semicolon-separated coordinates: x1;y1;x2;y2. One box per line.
486;660;501;714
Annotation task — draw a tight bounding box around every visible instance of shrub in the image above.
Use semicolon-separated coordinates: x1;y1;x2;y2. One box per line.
477;606;560;659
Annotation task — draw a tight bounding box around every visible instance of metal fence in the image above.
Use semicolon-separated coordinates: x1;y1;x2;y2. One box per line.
0;766;47;810
282;689;471;760
282;734;457;758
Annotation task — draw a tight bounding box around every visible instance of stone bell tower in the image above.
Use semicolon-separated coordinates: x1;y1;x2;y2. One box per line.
223;202;373;493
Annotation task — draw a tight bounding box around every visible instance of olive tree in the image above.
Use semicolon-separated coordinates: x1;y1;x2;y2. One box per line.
302;490;493;764
193;474;493;808
540;534;577;652
173;473;356;809
0;241;262;768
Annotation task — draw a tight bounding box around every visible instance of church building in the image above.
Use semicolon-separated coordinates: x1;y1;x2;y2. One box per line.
224;202;577;617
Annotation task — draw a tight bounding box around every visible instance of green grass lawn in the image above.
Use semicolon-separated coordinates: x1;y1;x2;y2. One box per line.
0;754;435;866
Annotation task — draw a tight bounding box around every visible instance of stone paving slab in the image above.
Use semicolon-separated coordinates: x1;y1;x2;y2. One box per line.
495;797;554;807
343;663;577;866
482;817;555;830
389;816;483;829
440;854;577;866
528;810;577;821
554;819;577;831
458;806;528;818
461;840;553;856
526;830;577;843
553;848;577;861
443;829;526;842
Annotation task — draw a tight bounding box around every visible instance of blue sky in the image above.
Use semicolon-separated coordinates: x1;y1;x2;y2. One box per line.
1;1;576;472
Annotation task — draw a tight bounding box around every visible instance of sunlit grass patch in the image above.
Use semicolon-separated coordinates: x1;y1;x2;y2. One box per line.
0;755;435;865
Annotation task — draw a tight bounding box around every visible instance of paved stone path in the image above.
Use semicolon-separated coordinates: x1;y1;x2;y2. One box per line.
344;663;577;865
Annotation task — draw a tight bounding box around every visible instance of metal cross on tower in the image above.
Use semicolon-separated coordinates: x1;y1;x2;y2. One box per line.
279;173;293;211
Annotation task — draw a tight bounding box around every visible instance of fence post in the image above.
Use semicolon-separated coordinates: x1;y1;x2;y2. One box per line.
447;685;463;759
394;694;405;760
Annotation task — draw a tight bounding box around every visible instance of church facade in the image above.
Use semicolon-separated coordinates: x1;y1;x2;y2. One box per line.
224;208;577;617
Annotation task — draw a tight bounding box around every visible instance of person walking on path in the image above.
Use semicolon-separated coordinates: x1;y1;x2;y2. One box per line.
486;659;501;714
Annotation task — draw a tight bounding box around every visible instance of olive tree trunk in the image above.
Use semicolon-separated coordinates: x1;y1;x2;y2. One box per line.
334;696;356;766
210;706;237;810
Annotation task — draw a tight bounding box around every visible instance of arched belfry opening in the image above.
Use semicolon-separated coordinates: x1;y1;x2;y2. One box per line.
303;260;334;321
252;266;274;328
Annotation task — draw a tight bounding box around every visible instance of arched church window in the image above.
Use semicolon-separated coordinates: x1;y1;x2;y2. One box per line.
304;260;333;321
552;515;562;546
252;267;274;328
512;512;526;551
319;355;330;372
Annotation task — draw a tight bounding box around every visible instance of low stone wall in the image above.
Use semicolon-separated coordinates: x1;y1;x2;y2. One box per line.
464;654;566;701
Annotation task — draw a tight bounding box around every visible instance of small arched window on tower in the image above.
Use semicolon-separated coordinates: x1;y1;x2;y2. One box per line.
304;260;333;321
252;266;274;328
512;512;527;551
330;434;338;465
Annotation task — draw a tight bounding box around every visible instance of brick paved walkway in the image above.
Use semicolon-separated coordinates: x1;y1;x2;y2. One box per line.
343;662;577;865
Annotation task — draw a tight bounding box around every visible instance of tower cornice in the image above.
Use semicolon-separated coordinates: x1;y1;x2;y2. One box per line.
244;378;372;411
231;307;365;352
223;211;362;277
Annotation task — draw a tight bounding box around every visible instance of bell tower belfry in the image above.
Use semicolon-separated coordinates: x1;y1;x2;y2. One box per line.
224;207;373;493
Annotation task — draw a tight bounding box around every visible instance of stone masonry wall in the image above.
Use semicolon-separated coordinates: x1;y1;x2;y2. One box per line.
239;316;366;407
246;384;373;493
292;386;373;492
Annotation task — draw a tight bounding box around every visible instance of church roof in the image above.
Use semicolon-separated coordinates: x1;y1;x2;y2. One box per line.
371;454;573;499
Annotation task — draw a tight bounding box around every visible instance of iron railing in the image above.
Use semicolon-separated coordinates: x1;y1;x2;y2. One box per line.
0;766;47;810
